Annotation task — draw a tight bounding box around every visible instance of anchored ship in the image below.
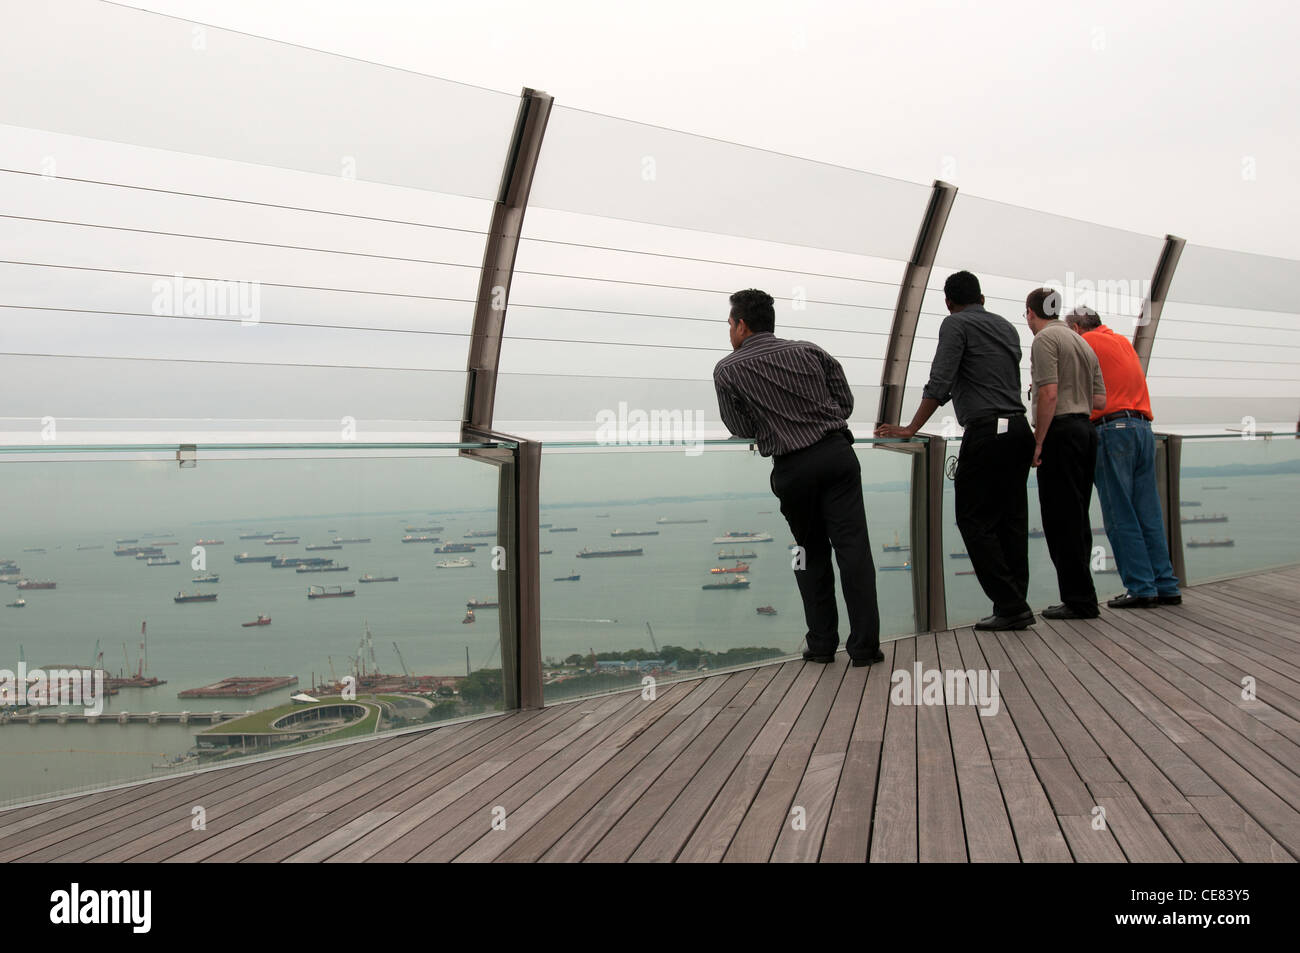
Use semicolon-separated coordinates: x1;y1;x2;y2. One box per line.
611;529;659;537
709;562;750;574
1187;538;1235;548
333;537;372;544
307;585;355;599
233;552;276;563
146;558;180;566
434;543;475;553
174;591;217;603
711;532;773;544
702;575;750;590
305;544;343;551
717;549;758;559
16;580;56;589
402;535;440;544
358;574;399;583
467;598;498;609
756;605;777;616
882;531;910;553
657;517;708;524
436;557;475;569
553;573;580;581
192;573;220;584
880;562;912;572
576;547;643;558
1181;513;1228;524
241;615;272;627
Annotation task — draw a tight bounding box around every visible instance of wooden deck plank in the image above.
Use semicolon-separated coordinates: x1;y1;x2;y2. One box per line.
464;676;733;862
1185;795;1295;863
1095;794;1182;862
934;630;1018;862
913;632;966;862
1151;812;1238;863
973;630;1068;760
991;757;1072;862
540;671;758;862
817;643;896;863
628;662;802;862
768;660;865;863
727;660;850;863
584;666;781;863
869;638;918;862
673;662;824;863
1058;814;1128;863
369;685;682;863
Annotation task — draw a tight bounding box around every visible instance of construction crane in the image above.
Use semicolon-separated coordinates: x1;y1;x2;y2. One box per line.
392;642;411;678
137;622;148;678
645;622;659;654
327;655;338;685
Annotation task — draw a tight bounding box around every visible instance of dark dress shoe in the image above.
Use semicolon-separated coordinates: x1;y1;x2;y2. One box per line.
802;650;836;663
850;650;885;667
1157;593;1182;606
1107;592;1158;609
1042;604;1100;620
974;610;1036;631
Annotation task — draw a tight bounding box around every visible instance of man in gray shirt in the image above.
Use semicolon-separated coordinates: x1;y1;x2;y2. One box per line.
877;271;1036;631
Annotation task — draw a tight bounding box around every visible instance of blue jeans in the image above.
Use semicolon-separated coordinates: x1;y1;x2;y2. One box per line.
1093;418;1179;597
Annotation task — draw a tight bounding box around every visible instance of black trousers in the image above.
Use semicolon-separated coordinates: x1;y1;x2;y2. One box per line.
954;414;1034;618
770;430;880;659
1037;414;1099;610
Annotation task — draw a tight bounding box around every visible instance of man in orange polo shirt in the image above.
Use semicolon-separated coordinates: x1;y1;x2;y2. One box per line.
1066;306;1180;608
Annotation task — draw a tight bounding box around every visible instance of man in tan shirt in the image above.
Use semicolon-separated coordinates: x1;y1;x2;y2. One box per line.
1027;288;1107;619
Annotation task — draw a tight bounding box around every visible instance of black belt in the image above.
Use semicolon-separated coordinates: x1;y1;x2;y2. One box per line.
963;413;1025;429
1056;413;1090;420
1095;409;1151;426
774;428;850;462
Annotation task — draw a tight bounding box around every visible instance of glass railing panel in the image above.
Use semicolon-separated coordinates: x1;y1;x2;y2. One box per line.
1177;433;1300;583
537;439;914;702
0;443;505;807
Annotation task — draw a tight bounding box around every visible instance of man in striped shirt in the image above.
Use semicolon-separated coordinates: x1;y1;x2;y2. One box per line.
714;289;883;666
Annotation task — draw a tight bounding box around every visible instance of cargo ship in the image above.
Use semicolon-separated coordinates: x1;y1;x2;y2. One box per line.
22;548;46;554
553;573;580;582
404;526;443;533
435;543;476;553
116;545;163;557
464;530;497;538
233;552;277;563
709;562;750;574
657;517;708;524
611;529;659;537
296;564;350;573
179;675;297;698
949;552;970;560
146;558;181;566
576;547;643;558
272;555;333;568
1180;501;1202;508
307;585;355;599
241;614;272;627
305;543;343;551
16;580;56;589
880;562;912;572
239;531;283;540
195;538;224;545
5;597;25;608
265;537;300;545
1181;513;1228;524
115;538;139;545
549;527;578;533
174;591;217;603
436;557;474;569
717;549;758;559
333;537;372;544
756;605;777;616
467;598;498;609
702;575;750;590
192;573;220;584
539;549;553;555
711;532;773;544
401;535;440;543
76;544;104;551
358;574;398;583
882;531;910;553
1187;538;1235;548
1029;528;1046;539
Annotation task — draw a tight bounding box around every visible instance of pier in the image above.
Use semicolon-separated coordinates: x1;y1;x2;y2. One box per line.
0;710;247;726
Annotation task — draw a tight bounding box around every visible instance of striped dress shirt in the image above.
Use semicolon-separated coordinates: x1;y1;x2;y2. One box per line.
713;331;853;457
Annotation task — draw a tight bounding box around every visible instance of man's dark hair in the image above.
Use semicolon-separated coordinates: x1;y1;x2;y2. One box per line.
1026;287;1063;321
1065;305;1102;331
943;271;982;306
729;288;775;333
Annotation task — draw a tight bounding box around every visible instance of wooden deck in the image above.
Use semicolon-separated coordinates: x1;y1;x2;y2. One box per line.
2;566;1298;862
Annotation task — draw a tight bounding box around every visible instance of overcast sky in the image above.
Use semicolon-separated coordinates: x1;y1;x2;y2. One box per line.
131;0;1299;259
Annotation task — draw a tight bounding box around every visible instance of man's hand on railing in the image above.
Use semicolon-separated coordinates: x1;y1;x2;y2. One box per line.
874;423;917;439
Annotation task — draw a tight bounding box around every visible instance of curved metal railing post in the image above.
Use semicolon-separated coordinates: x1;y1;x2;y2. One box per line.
877;180;958;427
1133;234;1185;373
